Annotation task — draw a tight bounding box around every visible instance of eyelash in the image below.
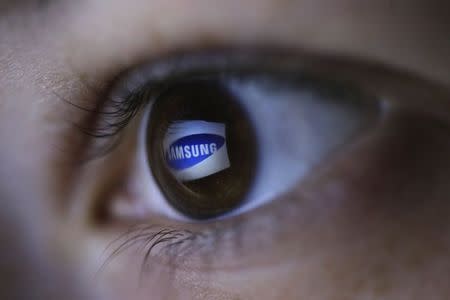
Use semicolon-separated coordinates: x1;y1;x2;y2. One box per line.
99;222;244;278
64;87;152;161
101;226;197;275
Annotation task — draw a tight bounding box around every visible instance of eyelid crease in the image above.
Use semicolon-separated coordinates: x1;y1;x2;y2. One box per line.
74;48;450;162
109;48;450;101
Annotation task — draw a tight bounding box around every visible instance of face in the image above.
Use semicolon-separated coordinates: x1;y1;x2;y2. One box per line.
1;1;450;299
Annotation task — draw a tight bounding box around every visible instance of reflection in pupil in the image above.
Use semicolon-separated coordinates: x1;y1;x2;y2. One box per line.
164;121;230;181
147;80;257;220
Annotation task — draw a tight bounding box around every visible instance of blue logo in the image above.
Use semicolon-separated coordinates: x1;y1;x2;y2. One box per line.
166;134;226;170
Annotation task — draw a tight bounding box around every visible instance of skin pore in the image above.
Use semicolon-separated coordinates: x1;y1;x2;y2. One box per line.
0;0;450;299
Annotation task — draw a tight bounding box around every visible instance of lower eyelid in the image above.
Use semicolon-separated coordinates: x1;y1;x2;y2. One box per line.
97;109;450;285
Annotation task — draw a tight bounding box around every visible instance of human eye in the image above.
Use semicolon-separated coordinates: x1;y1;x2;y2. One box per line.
132;53;380;221
79;51;379;221
68;48;450;295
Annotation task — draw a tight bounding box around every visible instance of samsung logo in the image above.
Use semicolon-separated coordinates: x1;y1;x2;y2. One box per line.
166;134;225;170
163;121;230;182
167;143;218;160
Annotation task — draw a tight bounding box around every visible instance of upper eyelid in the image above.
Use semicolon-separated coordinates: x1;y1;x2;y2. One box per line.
78;48;450;161
110;48;450;102
112;48;450;118
87;50;324;138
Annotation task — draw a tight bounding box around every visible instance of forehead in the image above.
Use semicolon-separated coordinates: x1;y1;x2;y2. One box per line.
72;0;450;83
2;0;450;87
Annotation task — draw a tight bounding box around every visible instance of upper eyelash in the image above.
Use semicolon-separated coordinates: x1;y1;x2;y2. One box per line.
68;90;148;139
88;91;148;139
72;49;318;154
63;86;154;161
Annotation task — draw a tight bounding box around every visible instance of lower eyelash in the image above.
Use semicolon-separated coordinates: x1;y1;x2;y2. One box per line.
97;216;250;280
99;223;230;280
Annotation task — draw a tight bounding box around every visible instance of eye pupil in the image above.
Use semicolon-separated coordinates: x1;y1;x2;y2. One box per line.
147;80;257;220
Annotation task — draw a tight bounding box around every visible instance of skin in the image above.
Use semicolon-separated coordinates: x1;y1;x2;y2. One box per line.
1;0;450;299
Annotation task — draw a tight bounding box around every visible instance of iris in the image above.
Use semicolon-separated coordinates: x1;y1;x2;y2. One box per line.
146;80;257;220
